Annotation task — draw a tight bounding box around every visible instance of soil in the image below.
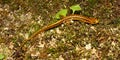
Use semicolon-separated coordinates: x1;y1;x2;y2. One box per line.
0;0;120;60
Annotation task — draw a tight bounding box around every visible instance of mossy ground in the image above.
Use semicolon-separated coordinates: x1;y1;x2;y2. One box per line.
0;0;120;60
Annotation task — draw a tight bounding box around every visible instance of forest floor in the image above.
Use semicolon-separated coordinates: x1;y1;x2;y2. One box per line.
0;0;120;60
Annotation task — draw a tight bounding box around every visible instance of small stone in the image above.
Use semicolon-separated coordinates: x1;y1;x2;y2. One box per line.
4;27;9;30
85;43;91;50
58;55;64;60
56;28;61;34
111;41;116;46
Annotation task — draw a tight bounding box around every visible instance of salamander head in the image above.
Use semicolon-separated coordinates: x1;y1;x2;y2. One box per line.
89;18;99;24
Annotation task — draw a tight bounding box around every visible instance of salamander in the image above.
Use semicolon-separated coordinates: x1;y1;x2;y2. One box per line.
21;14;99;47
